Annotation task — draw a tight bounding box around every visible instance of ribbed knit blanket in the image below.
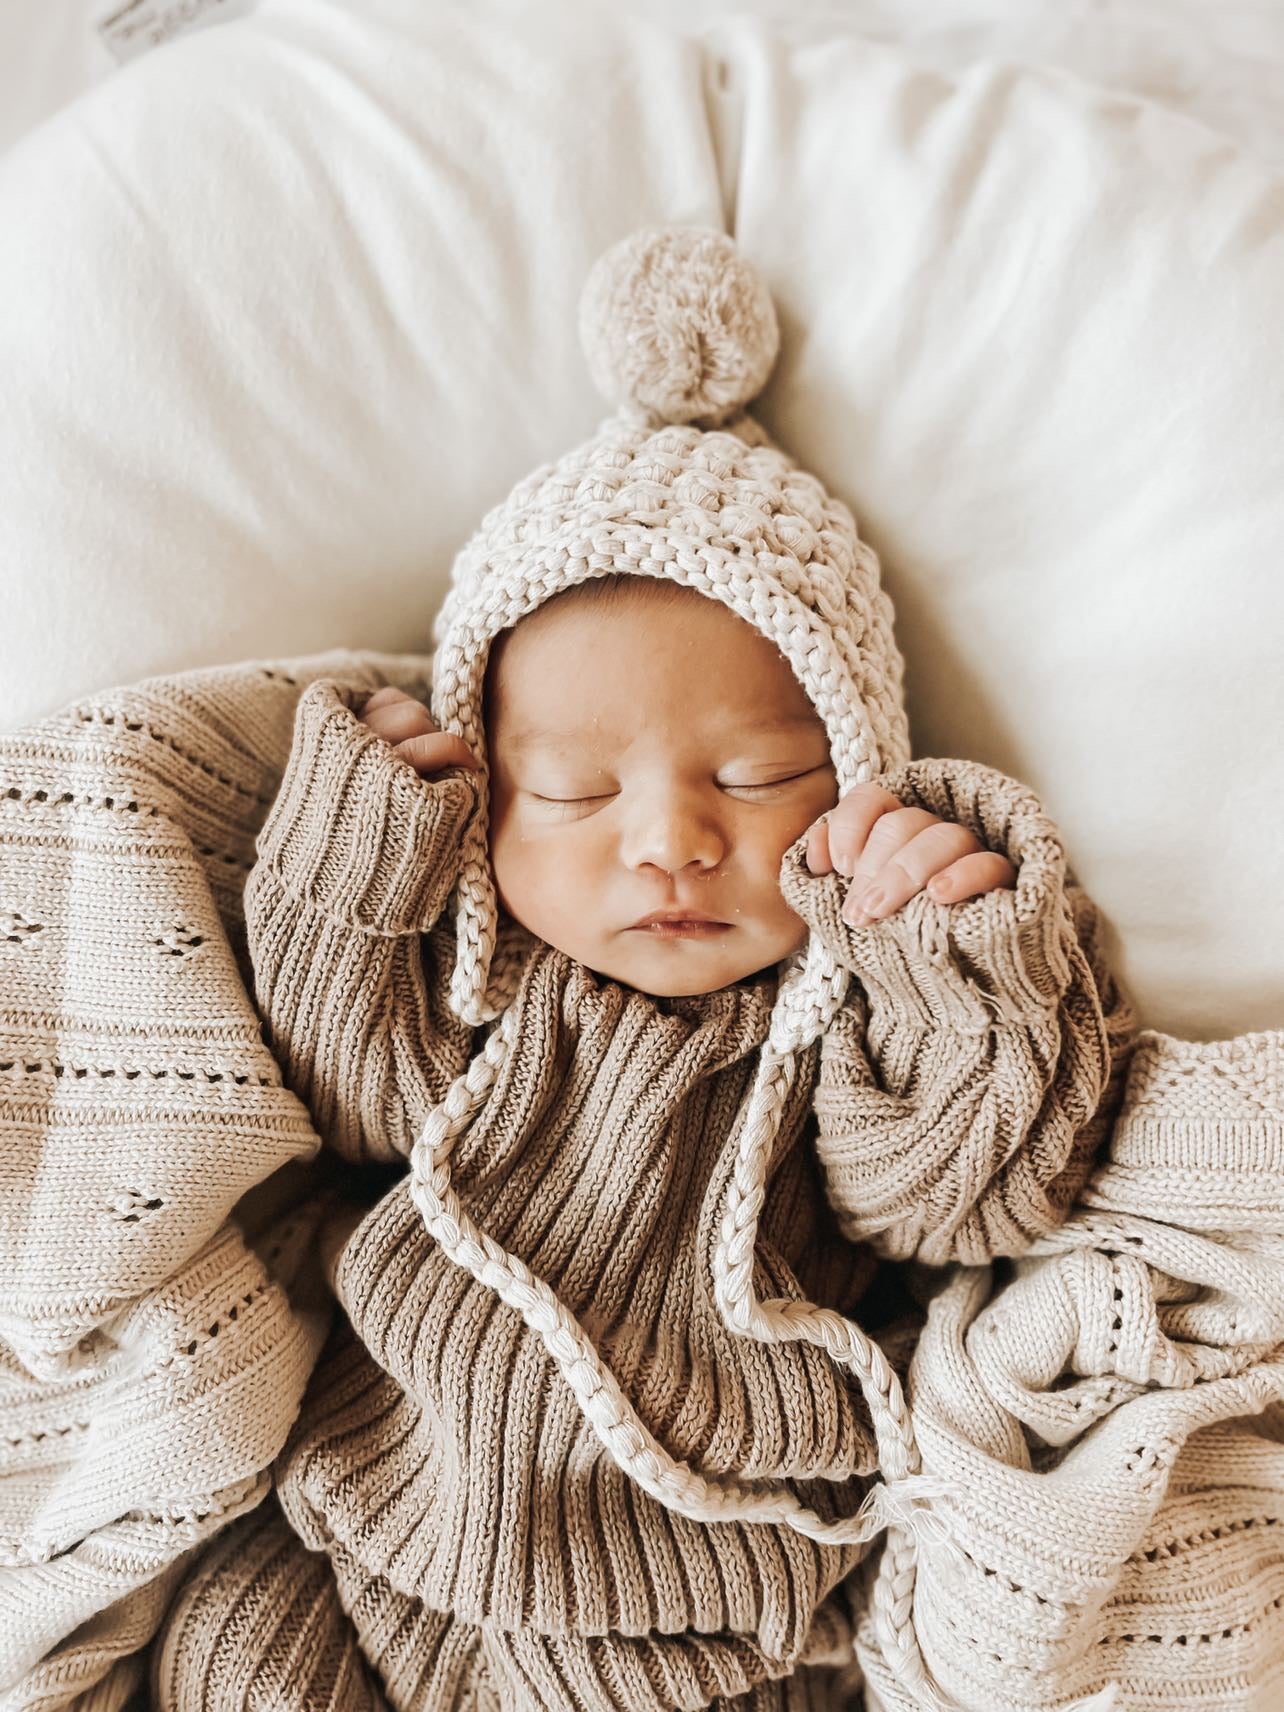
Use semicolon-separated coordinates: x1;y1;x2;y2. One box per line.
1;652;1281;1712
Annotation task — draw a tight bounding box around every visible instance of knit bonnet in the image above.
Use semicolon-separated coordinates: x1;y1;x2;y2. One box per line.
412;229;944;1624
429;224;911;1040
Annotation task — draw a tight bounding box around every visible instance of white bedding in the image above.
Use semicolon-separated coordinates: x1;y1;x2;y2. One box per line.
2;0;1282;1043
10;2;1284;163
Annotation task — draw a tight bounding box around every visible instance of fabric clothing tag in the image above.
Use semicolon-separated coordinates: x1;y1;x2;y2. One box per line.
95;0;256;66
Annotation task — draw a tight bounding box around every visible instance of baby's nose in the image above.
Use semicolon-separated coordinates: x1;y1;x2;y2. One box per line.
619;791;727;874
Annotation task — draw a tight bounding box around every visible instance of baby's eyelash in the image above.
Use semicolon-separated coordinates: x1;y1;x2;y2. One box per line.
530;770;823;806
723;771;814;791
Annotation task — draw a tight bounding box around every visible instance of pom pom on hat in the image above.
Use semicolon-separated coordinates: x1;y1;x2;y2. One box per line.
578;226;780;429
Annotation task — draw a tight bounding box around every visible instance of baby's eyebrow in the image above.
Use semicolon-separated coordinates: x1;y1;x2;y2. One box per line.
502;715;823;756
502;730;602;757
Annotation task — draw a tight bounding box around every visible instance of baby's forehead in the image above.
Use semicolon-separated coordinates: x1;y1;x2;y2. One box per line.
481;576;826;746
489;708;825;756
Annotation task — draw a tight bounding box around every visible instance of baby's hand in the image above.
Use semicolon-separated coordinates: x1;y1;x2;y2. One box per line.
356;687;480;778
804;783;1016;927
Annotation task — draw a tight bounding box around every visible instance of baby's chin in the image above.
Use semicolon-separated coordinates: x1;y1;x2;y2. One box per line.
552;934;792;997
620;970;778;997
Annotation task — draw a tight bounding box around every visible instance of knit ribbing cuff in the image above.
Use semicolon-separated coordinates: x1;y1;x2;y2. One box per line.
255;678;480;936
779;757;1078;1030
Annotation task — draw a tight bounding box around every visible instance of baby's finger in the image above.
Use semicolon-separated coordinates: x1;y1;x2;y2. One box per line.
926;850;1017;903
804;818;833;875
360;686;417;715
842;818;979;924
843;807;942;896
361;698;437;744
392;731;480;776
825;783;905;876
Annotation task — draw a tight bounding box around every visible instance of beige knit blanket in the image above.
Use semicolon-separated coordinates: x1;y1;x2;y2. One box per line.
857;1029;1284;1712
1;651;1281;1712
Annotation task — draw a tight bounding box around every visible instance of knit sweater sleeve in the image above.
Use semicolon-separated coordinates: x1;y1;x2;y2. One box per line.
777;757;1136;1267
243;678;479;1163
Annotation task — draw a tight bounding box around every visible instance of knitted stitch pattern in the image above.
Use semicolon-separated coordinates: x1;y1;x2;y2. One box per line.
0;649;434;1708
857;1031;1284;1712
2;654;1281;1710
414;230;943;1668
142;663;1128;1710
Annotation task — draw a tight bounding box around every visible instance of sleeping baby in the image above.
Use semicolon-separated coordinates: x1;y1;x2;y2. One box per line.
156;226;1134;1711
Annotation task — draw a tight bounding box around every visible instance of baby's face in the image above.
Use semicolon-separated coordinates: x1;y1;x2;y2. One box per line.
484;580;838;996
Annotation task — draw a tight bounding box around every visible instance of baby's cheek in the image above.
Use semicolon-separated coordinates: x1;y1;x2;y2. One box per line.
492;819;585;937
760;891;811;964
487;812;537;918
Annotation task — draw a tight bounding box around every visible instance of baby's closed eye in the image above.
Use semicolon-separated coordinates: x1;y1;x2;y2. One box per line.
530;785;787;802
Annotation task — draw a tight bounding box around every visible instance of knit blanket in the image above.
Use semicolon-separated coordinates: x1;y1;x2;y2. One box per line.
1;651;1281;1712
857;1028;1284;1712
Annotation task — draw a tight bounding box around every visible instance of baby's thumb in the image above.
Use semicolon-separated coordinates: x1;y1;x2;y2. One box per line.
393;731;481;777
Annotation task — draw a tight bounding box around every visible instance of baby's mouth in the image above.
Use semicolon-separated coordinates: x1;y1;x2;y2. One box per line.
630;917;732;945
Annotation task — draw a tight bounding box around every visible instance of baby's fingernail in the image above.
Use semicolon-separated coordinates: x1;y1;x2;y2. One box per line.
843;887;883;926
840;883;867;922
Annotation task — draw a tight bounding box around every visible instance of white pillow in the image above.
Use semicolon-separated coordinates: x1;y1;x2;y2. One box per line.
1;0;1280;1039
704;21;1284;1041
0;0;722;720
633;0;1284;169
